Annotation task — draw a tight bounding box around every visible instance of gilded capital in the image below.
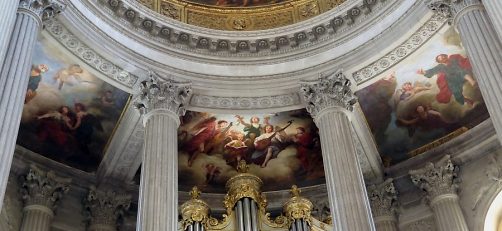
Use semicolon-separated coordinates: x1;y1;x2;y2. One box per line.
409;155;459;201
20;165;72;210
283;185;314;224
133;71;192;118
367;178;397;218
180;186;210;230
18;0;66;25
300;70;357;119
83;187;132;229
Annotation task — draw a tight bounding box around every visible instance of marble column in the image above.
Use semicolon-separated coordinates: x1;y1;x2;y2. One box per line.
482;0;502;41
300;71;375;231
134;72;192;231
0;0;65;211
0;0;18;67
426;0;502;145
19;166;71;231
409;155;468;231
367;179;398;231
83;187;132;231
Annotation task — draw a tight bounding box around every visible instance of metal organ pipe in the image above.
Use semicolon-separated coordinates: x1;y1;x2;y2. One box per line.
250;199;258;231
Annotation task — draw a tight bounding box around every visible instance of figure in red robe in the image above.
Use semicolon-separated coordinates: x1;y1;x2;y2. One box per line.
417;54;476;105
184;117;217;167
292;127;314;171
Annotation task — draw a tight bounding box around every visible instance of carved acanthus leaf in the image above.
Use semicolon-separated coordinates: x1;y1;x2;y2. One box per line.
300;70;357;118
19;0;66;22
83;187;132;228
367;178;397;217
409;155;459;200
133;71;192;116
20;165;72;210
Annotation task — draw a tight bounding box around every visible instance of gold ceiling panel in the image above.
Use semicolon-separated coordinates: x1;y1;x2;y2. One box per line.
137;0;346;31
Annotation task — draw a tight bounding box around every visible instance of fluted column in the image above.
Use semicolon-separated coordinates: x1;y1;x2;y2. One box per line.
0;0;18;67
0;0;65;211
482;0;502;41
83;187;131;231
19;166;71;231
300;71;375;231
426;0;502;145
367;179;398;231
134;72;192;231
409;155;468;231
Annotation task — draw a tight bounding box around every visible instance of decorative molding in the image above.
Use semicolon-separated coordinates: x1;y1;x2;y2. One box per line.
20;165;72;210
352;13;448;84
367;178;397;218
43;19;139;88
409;155;459;201
83;186;132;229
300;70;357;118
190;93;301;110
133;71;192;117
92;0;395;55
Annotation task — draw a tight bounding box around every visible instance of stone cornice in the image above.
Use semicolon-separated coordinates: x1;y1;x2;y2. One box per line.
92;0;394;57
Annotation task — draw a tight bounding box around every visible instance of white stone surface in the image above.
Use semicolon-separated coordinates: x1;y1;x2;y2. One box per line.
0;0;18;67
481;0;502;41
0;12;40;211
317;109;375;231
452;0;502;146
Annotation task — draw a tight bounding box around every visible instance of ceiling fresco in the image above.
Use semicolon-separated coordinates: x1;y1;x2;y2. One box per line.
178;110;325;193
356;25;489;166
17;34;130;172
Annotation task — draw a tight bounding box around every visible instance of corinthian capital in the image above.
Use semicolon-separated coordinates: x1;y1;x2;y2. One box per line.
133;71;192;117
83;187;132;230
18;0;66;24
425;0;483;24
300;70;357;118
367;178;398;218
20;165;72;210
409;155;459;201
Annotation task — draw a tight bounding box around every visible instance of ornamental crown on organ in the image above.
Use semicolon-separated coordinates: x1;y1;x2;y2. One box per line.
179;160;332;231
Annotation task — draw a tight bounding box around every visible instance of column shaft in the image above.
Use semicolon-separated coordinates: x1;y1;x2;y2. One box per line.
0;0;18;67
430;195;468;231
138;112;179;231
454;2;502;145
20;205;54;231
0;12;39;210
317;110;374;231
482;0;502;41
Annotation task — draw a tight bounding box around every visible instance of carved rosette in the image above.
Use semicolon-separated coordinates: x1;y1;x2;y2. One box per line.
223;161;267;214
180;187;210;229
367;178;398;218
83;187;132;229
20;166;71;210
133;71;192;118
18;0;66;24
283;185;314;224
409;155;459;201
300;70;357;119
